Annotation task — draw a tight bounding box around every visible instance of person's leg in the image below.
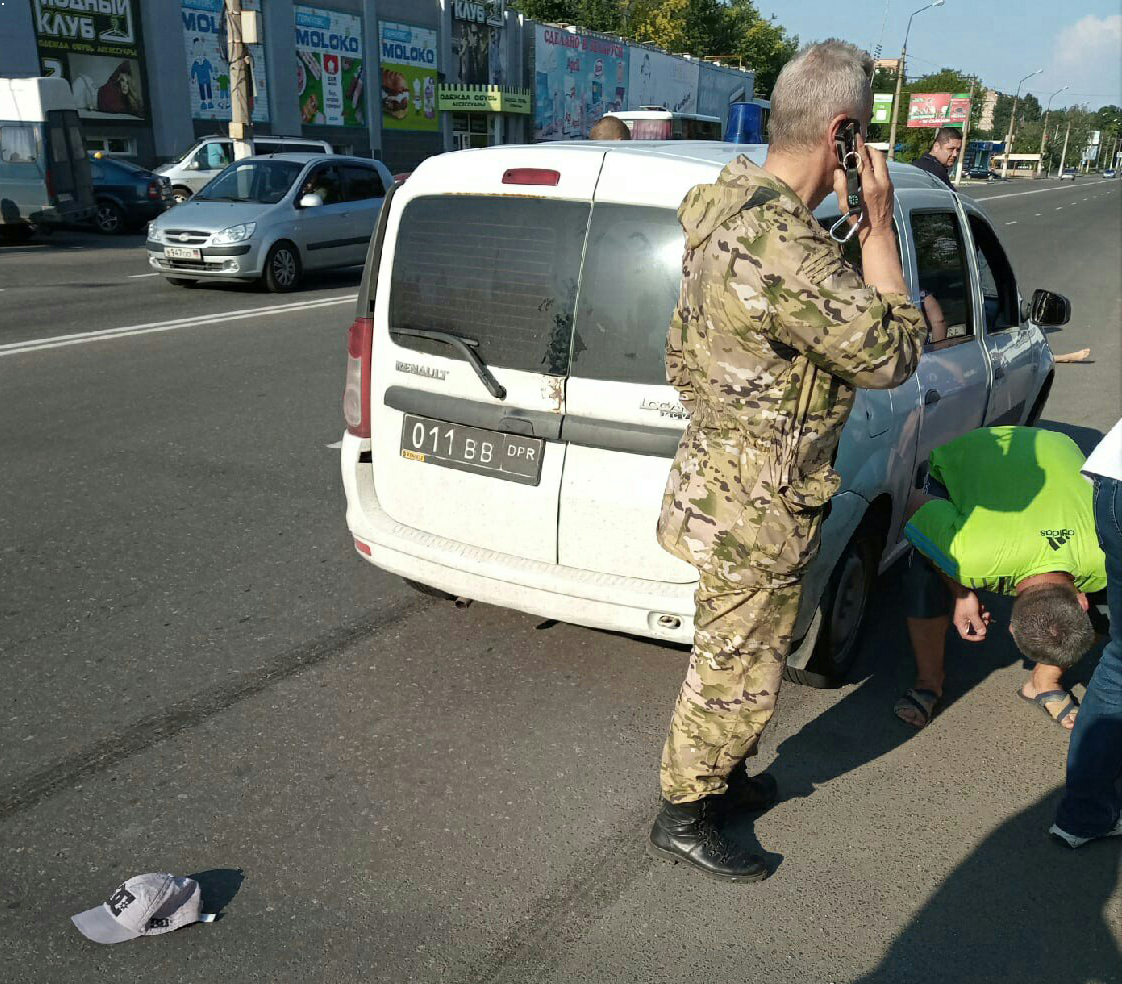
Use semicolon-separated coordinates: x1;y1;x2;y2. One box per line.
659;570;801;802
896;550;952;727
1055;476;1122;840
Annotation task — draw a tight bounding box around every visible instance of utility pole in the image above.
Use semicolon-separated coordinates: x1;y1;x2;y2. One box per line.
1057;120;1071;177
226;0;253;160
953;76;976;184
887;1;945;161
1002;67;1042;178
1037;85;1068;178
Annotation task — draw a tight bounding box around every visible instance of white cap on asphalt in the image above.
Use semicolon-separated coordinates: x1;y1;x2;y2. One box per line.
71;873;216;944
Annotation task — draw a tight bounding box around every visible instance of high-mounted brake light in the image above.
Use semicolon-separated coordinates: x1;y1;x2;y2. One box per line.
502;168;560;187
343;316;373;438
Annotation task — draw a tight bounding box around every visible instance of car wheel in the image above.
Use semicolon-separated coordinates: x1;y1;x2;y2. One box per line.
263;241;301;293
171;186;192;204
402;578;455;601
167;277;198;287
94;201;125;234
785;521;883;689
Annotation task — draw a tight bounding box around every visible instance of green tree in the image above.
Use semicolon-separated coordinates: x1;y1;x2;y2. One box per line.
717;0;798;96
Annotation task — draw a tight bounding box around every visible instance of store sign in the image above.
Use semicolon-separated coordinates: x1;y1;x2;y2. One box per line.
437;84;530;114
31;0;148;120
180;0;269;123
453;0;504;27
534;25;628;140
379;21;439;133
907;92;970;128
872;93;893;124
294;6;365;128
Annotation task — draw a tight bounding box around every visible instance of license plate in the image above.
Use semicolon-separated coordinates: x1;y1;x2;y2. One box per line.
165;246;201;260
400;413;544;486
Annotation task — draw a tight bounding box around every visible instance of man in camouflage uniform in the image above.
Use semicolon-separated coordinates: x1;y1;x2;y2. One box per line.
647;40;928;881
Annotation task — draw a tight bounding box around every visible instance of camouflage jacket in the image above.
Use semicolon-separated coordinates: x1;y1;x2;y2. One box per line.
657;156;926;582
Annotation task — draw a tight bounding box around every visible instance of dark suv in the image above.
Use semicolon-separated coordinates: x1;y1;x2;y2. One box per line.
88;154;174;234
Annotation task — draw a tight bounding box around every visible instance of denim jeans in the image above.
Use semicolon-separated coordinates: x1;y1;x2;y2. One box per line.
1055;475;1122;836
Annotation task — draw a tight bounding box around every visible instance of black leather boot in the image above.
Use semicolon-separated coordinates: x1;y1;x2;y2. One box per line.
647;798;769;882
722;767;779;813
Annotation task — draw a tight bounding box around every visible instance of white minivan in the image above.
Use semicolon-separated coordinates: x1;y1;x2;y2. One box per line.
341;142;1065;686
156;134;333;202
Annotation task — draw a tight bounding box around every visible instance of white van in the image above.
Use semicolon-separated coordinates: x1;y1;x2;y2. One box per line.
341;142;1062;687
157;134;334;202
0;77;95;240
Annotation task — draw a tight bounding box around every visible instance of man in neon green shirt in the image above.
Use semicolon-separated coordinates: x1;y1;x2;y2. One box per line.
896;426;1107;730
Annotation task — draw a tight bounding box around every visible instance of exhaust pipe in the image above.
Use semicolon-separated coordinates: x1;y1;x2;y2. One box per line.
454;597;473;609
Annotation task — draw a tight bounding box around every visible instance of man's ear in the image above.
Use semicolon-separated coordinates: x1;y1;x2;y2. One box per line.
1077;592;1090;612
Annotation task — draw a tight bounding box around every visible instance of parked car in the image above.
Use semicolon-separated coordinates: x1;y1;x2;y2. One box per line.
88;153;173;233
967;167;1006;181
0;76;94;242
340;142;1065;687
146;153;392;291
1103;168;1117;178
155;135;334;203
1061;167;1078;181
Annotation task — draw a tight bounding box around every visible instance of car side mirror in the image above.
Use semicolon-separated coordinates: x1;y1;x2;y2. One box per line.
298;193;324;209
1029;288;1071;327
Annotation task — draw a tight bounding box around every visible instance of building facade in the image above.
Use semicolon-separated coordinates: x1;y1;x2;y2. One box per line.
3;0;752;170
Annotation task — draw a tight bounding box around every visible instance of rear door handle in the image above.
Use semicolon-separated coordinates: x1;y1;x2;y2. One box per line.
993;363;1006;380
924;389;941;406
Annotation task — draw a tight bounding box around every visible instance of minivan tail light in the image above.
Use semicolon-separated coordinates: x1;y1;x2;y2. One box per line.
343;316;373;438
502;168;560;186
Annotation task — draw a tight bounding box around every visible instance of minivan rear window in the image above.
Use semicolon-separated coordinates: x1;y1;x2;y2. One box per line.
390;196;590;375
570;205;683;384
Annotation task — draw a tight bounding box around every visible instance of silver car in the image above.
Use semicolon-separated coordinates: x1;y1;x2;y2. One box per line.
146;154;393;291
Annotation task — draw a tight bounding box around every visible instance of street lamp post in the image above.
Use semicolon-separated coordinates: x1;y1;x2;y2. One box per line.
1001;67;1043;178
1037;85;1068;177
886;0;946;161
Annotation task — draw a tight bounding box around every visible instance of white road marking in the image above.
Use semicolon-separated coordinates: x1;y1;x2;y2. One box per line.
1006;221;1017;225
325;440;343;449
1035;213;1041;216
1056;206;1063;210
128;272;160;278
0;294;357;358
972;179;1109;203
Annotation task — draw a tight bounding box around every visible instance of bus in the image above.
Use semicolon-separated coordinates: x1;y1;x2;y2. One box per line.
1;77;95;241
606;108;723;141
723;99;770;144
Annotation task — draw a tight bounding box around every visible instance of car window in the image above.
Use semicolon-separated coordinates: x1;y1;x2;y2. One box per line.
968;215;1019;332
1;124;39;163
390;195;590;376
910;210;974;347
291;143;329;153
300;165;342;205
198;160;303;204
199;142;232;170
255;141;281;156
570;205;682;384
342;165;384;202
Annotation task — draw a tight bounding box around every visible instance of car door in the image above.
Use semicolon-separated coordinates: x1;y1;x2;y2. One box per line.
339;163;386;264
297;164;352;269
961;206;1035;425
904;202;990;482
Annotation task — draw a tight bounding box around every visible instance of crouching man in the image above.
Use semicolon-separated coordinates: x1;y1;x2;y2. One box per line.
648;40;927;882
896;426;1107;731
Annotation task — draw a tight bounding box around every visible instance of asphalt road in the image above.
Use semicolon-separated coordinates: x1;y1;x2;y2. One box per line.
1;175;1119;984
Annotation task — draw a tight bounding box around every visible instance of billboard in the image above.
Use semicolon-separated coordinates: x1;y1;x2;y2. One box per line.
452;19;490;86
32;0;148;120
534;26;628;141
872;93;894;124
180;0;269;123
627;47;699;115
379;21;438;133
907;92;970;128
294;5;365;128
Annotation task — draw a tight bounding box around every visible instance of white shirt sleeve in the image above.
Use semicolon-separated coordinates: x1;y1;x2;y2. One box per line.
1083;418;1122;481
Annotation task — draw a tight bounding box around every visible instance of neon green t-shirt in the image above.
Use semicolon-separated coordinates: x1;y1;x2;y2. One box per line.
904;427;1107;595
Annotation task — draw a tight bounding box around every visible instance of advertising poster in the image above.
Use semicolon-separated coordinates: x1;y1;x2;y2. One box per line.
180;0;269;123
294;5;365;128
627;47;699;115
453;20;490;85
32;0;148;120
379;21;438;133
872;93;894;124
534;25;628;141
907;93;970;128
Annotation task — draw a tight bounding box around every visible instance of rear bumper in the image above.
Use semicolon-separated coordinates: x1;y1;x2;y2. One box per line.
340;431;697;644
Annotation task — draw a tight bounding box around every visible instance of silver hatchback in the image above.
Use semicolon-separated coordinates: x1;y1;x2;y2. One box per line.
146;154;393;291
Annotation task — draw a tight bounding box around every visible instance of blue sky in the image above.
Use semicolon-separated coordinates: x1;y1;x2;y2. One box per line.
756;0;1122;109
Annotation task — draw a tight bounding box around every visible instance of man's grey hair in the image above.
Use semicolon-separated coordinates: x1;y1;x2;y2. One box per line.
1010;583;1095;669
768;40;874;151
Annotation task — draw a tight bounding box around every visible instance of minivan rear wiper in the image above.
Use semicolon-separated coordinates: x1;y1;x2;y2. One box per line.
392;327;507;400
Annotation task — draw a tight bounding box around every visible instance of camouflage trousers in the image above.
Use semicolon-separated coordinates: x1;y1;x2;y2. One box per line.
660;565;803;803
